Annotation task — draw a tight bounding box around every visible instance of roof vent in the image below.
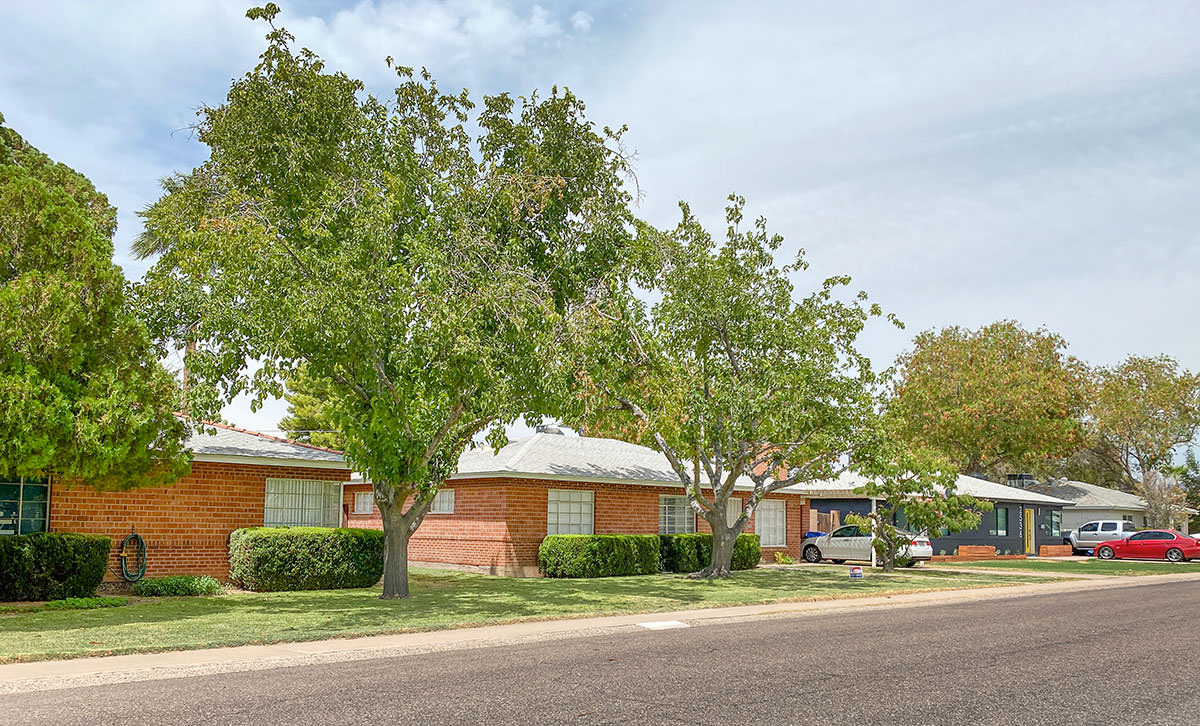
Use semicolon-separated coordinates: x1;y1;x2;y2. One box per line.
535;423;567;435
1006;473;1035;488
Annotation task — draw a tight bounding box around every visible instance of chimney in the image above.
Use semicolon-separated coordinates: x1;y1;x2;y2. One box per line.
1006;473;1035;488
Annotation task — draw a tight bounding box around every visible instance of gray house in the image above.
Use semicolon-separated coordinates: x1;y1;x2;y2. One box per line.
802;472;1074;556
1025;479;1196;534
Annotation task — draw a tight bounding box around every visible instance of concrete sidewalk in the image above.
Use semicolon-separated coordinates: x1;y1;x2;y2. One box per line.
3;571;1199;694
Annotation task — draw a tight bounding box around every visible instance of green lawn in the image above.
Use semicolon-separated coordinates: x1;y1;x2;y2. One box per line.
930;559;1200;576
0;566;1046;664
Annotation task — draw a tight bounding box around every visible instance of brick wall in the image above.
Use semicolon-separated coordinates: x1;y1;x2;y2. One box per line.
50;461;350;581
345;477;809;575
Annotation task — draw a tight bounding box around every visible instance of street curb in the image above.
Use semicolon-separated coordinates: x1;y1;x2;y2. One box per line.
2;571;1198;694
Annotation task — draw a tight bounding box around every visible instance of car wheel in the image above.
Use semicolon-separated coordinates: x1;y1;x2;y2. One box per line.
1097;546;1116;560
1166;548;1185;563
803;546;822;563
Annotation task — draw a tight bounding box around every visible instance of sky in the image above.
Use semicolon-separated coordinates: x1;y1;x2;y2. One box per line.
2;0;1199;436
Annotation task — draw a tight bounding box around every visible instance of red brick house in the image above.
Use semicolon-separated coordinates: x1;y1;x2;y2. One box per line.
44;422;351;581
345;427;811;575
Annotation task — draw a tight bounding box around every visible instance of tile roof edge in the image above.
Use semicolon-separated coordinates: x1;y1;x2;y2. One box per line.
179;415;345;456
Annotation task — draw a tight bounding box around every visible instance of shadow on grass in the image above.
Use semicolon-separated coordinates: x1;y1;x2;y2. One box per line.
0;566;1027;662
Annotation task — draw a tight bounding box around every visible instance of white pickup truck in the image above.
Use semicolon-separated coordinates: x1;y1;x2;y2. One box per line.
1066;519;1138;554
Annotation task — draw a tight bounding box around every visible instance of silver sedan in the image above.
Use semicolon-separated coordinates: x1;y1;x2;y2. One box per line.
801;525;933;566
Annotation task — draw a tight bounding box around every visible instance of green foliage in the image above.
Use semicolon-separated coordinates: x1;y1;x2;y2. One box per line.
538;535;660;578
134;7;635;598
228;527;384;592
575;194;884;576
132;575;223;597
773;551;795;565
850;432;990;572
890;321;1090;480
0;114;189;489
42;596;127;610
1084;356;1200;490
279;364;345;450
658;533;760;573
0;532;111;601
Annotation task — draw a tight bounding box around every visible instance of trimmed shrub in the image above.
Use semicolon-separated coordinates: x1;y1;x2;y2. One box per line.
538;535;660;578
132;575;223;597
43;596;128;610
773;551;795;565
228;527;385;592
0;532;111;601
732;533;762;570
659;533;761;573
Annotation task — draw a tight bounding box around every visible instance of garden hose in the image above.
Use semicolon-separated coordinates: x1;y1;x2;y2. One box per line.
119;531;147;582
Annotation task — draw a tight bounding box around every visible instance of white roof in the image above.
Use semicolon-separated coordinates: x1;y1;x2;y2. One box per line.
186;422;348;469
450;432;760;490
1027;480;1198;514
791;470;1075;507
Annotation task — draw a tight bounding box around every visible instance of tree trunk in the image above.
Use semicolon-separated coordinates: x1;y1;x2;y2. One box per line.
692;522;735;579
380;504;411;599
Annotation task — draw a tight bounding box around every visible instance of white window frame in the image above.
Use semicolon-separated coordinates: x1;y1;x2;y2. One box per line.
353;491;374;515
659;494;697;534
429;488;455;514
264;478;341;528
755;499;786;547
726;498;742;527
548;489;594;535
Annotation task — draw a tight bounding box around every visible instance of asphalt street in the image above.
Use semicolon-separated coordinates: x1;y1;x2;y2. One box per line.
6;579;1199;726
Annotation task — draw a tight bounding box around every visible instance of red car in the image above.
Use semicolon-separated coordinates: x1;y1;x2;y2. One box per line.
1095;529;1200;562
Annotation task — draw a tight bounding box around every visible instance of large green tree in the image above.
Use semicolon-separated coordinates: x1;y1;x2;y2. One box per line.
890;321;1091;480
279;364;344;450
575;195;884;577
0;113;188;489
135;6;634;598
1075;355;1200;526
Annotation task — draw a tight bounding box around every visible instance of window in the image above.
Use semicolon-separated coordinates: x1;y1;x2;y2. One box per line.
429;489;454;514
0;479;49;536
994;507;1008;537
1128;531;1156;542
1100;522;1118;532
353;491;374;514
831;524;865;538
1121;514;1134;523
548;489;593;535
1080;522;1099;532
1049;511;1061;537
659;495;696;534
1122;521;1137;533
1143;516;1150;528
726;498;741;527
756;499;786;547
264;478;341;528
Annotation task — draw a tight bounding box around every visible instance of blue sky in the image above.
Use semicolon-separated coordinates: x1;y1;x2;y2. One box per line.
3;1;1199;434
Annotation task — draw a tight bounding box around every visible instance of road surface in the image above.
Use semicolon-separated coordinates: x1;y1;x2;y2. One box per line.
6;579;1198;725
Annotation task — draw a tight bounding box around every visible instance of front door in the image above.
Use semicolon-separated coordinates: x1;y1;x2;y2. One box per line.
1024;508;1035;555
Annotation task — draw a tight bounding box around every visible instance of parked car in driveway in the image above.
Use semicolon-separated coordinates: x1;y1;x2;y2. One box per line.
801;525;933;566
1066;519;1138;554
1094;529;1200;562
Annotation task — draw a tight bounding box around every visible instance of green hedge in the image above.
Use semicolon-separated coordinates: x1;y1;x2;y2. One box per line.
228;527;385;592
0;532;112;601
659;533;761;573
132;575;223;597
538;535;660;578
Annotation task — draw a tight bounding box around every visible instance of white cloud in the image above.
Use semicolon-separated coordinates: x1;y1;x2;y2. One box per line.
4;0;1200;435
570;10;593;32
